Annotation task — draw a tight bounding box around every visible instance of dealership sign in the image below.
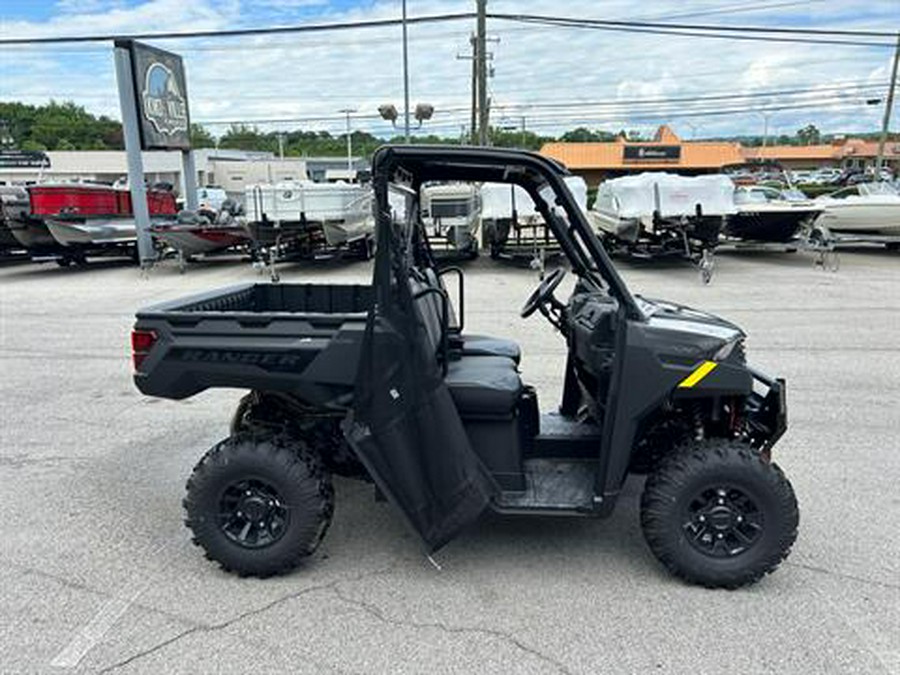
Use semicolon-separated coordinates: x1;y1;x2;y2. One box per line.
623;145;681;162
115;39;191;150
0;150;50;169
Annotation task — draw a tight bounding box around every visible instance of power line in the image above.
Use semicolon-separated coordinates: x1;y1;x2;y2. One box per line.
0;27;477;54
489;82;888;112
634;0;827;22
7;80;885;127
189;95;876;130
488;13;896;38
488;14;896;48
2;9;893;48
0;12;476;46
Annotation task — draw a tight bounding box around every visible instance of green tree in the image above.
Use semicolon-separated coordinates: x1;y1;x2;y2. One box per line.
219;124;275;152
19;139;47;151
796;124;821;145
0;100;122;150
560;127;617;143
190;123;216;148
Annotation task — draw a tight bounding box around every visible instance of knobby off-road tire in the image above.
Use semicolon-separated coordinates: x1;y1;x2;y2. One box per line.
640;439;798;589
184;434;334;578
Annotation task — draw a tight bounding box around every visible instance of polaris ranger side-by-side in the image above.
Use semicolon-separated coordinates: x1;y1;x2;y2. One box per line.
132;146;798;588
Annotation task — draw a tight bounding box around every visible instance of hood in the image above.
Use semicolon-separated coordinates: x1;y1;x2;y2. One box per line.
638;296;745;343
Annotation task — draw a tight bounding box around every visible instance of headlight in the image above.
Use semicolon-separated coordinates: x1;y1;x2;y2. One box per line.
713;338;743;362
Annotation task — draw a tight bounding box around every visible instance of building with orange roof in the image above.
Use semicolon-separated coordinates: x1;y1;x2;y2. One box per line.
743;137;900;173
540;126;746;186
540;125;899;185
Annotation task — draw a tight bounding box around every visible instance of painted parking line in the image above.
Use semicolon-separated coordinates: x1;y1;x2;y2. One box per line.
50;536;181;670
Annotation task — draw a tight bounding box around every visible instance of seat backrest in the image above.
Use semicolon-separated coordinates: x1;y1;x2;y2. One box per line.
409;277;445;360
423;268;459;328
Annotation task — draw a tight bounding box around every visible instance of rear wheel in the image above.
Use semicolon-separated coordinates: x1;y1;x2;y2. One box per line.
640;439;798;589
184;433;334;577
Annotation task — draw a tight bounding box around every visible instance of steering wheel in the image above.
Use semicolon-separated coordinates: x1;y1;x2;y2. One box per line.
520;267;566;318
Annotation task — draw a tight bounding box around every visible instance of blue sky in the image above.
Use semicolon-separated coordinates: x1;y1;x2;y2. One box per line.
1;1;897;140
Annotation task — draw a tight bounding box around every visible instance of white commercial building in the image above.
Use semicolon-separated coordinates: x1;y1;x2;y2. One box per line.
0;149;310;201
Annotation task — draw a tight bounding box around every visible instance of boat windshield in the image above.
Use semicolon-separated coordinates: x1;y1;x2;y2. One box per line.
782;189;809;201
859;182;899;197
735;186;790;204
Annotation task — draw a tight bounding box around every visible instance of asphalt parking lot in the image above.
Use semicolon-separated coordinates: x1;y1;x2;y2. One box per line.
1;246;898;674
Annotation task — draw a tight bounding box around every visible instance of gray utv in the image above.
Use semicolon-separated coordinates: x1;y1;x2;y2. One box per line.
132;145;798;588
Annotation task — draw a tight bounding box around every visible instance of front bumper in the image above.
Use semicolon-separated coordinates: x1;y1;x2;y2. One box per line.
745;367;787;453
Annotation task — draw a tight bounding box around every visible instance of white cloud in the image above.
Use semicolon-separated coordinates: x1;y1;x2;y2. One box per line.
0;0;896;138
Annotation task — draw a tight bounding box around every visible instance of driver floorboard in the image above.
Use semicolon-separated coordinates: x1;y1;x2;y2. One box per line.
495;459;596;511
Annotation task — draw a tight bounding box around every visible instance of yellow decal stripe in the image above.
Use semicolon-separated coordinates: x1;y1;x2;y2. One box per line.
678;361;718;388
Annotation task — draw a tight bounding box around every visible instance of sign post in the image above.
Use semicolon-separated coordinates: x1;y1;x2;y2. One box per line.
114;44;154;267
114;39;193;267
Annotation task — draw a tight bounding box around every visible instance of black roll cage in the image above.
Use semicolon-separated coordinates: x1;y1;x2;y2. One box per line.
371;145;645;321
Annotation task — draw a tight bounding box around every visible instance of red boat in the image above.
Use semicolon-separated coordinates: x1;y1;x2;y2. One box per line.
33;183;177;248
29;183;176;219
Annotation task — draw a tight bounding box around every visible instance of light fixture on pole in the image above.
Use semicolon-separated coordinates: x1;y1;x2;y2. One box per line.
379;102;433;134
338;108;356;172
378;104;398;126
414;103;434;127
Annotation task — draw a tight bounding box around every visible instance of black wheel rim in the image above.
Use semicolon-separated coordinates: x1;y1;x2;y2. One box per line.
218;479;289;549
682;485;763;558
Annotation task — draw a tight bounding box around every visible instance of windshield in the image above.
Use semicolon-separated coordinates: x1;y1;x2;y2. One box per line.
859;182;899;197
782;189;808;201
734;189;769;205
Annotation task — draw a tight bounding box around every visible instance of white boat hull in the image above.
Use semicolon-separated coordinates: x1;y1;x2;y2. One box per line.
45;218;138;247
814;199;900;236
321;215;373;247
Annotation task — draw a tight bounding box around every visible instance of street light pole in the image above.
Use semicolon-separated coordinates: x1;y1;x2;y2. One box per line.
339;108;355;172
402;0;411;143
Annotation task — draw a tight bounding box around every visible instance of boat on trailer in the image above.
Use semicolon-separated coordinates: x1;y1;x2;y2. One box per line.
40;183;177;248
589;172;735;280
725;185;822;244
151;202;251;259
813;182;900;238
482;176;588;262
244;181;373;258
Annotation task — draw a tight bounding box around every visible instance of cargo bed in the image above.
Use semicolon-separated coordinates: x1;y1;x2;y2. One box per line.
133;283;373;404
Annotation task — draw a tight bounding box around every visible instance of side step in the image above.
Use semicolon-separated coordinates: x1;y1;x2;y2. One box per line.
492;459;596;515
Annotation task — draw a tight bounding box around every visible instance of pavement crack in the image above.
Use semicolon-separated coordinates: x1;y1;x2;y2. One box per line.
97;566;391;674
331;585;576;675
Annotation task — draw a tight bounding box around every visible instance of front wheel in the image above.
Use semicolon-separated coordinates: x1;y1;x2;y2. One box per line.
184;434;334;577
640;439;798;589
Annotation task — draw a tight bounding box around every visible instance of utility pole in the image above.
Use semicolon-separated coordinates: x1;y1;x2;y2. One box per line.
875;32;900;176
402;0;411;143
476;0;489;146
